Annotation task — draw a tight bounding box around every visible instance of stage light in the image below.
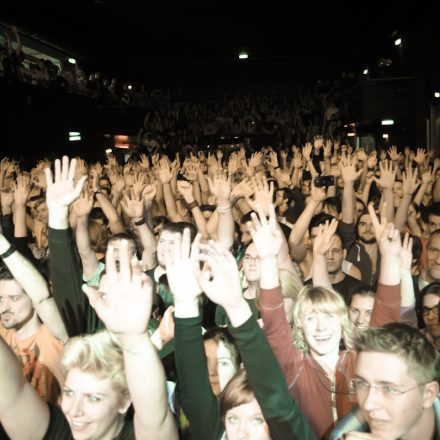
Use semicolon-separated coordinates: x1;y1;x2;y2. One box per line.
106;148;112;153
363;68;368;75
127;85;132;90
381;119;394;125
347;133;355;137
68;131;81;141
383;134;389;139
394;38;401;46
435;92;440;98
68;58;76;64
239;52;248;59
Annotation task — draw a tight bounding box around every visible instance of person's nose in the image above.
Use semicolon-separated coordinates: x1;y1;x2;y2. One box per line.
66;395;85;417
361;384;383;413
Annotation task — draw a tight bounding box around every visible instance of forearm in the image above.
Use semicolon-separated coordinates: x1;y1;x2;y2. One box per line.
361;181;372;206
382;189;395;222
162;183;181;221
192;180;202;206
133;222;157;270
393;194;411;230
415;183;429;205
13;204;27;237
342;182;355;224
75;216;99;280
121;333;178;440
216;202;234;250
311;254;332;290
95;193;125;231
400;268;415;307
379;254;400;285
289;201;319;246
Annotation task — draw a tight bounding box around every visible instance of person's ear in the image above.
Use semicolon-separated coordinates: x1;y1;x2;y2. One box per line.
343;249;347;260
422;380;439;409
118;394;132;415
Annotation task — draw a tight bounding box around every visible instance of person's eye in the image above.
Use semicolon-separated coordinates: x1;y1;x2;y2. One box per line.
251;417;265;425
88;395;101;402
227;416;238;424
305;315;315;322
384;386;400;395
11;296;22;302
63;388;74;397
219;361;231;367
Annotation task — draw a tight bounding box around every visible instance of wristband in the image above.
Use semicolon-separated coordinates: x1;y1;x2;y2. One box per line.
0;244;16;259
186;200;198;210
217;203;232;213
134;217;146;226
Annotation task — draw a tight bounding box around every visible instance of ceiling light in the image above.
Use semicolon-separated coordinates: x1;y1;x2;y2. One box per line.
347;133;355;137
127;85;132;90
239;52;248;59
68;58;76;64
363;68;368;75
394;38;401;46
435;92;440;98
381;119;394;125
383;134;389;139
105;148;112;153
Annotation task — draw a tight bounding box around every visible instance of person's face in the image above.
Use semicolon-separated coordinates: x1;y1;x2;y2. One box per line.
427;235;440;281
357;214;376;244
242;243;261;282
157;230;177;268
240;223;252;247
428;214;440;234
35;201;48;223
224;397;270;440
324;235;345;274
301;180;311;196
300;300;342;358
106;239;136;263
355;351;438;440
203;339;237;397
422;293;440;338
61;368;129;440
349;294;374;330
392;181;403;203
0;280;35;330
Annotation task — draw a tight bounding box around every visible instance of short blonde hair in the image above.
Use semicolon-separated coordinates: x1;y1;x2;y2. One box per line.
61;330;128;398
292;285;355;351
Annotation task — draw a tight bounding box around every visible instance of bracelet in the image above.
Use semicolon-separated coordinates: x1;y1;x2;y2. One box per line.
133;217;146;226
0;244;16;259
217;203;232;213
186;200;198;210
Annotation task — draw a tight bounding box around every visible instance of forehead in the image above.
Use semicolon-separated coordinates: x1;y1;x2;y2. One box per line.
428;234;440;249
245;243;258;257
0;279;25;296
329;235;343;249
350;294;374;309
423;293;440;307
65;368;113;394
358;214;371;224
428;214;440;223
159;229;178;241
356;351;412;384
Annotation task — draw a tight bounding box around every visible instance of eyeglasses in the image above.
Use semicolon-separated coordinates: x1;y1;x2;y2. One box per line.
423;304;440;317
349;377;428;398
243;255;260;263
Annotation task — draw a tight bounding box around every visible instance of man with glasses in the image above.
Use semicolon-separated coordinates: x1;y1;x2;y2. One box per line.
421;282;440;350
331;323;440;439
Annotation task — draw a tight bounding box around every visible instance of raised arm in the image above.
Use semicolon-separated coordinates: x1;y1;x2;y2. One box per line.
0;328;49;440
0;233;68;342
339;154;362;224
393;166;418;231
83;241;178;440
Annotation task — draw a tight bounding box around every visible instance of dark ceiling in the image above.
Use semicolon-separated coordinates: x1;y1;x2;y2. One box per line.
1;1;438;90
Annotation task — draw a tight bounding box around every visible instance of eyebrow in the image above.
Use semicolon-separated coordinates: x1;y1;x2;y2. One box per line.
354;375;400;387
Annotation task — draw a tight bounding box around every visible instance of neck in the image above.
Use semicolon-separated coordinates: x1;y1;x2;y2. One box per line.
101;414;126;440
16;313;41;340
402;406;435;440
310;347;340;378
245;282;258;299
362;242;378;253
328;270;345;284
423;269;437;284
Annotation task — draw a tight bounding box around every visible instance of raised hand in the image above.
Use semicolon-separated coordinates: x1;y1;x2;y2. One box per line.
177;180;194;203
139;153;150;170
401;166;418;196
230;176;253;199
121;188;144;219
373;160;396;190
356;147;367;162
142;184;157;209
165;229;202;303
247;203;283;259
12;173;30;206
207;169;231;204
292;152;303;169
158;158;172;184
310;179;327;204
367;152;377;169
313;218;339;256
132;172;147;199
72;189;94;218
338;154;362;184
197;240;243;310
83;240;153;335
388;145;401;162
303;142;312;161
245;175;274;215
45;156;87;210
414;148;426;165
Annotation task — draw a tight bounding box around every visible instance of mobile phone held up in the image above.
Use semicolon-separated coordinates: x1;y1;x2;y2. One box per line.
313;175;335;187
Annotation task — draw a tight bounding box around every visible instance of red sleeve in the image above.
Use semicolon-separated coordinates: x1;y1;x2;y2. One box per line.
370;283;401;327
259;286;300;388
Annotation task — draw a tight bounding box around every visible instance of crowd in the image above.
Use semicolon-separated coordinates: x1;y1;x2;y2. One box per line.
0;136;439;440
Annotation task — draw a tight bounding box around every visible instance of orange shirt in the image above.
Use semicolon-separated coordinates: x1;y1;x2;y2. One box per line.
0;324;65;404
